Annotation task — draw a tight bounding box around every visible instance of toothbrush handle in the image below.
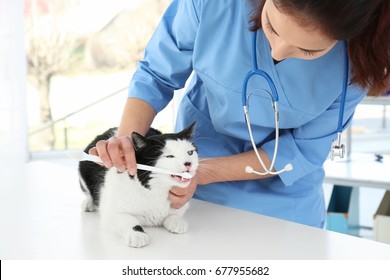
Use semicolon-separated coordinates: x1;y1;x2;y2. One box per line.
81;152;192;178
82;153;170;174
82;153;103;163
136;164;172;175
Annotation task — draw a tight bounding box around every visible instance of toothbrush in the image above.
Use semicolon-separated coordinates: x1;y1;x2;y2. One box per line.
69;151;193;179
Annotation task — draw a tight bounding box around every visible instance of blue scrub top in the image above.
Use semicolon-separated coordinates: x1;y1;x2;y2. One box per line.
128;0;367;228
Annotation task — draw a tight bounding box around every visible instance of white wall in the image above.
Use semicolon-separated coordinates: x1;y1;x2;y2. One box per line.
0;0;28;164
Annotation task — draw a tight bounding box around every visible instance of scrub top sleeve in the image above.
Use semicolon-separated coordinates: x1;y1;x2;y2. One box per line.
128;0;201;113
262;84;366;186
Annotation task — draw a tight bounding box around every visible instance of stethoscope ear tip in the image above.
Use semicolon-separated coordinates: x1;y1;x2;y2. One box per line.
245;163;293;175
245;166;254;174
284;163;293;171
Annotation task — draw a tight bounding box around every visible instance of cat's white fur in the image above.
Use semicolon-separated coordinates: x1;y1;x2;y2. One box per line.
81;138;198;248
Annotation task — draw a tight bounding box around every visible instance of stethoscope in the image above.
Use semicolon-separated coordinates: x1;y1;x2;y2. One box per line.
242;31;349;176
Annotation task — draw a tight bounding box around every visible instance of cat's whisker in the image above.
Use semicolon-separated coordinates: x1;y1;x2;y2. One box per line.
196;163;236;186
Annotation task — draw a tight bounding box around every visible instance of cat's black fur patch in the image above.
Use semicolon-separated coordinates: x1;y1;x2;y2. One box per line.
79;128;117;206
133;225;145;233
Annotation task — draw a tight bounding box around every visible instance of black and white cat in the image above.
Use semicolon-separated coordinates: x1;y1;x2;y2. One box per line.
78;122;198;248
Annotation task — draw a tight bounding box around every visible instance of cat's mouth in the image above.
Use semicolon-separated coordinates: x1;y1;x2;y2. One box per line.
171;175;191;184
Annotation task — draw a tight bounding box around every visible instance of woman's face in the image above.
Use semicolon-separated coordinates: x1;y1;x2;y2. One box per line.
261;0;337;61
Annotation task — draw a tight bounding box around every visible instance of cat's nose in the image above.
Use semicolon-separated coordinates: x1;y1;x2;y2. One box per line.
184;162;192;170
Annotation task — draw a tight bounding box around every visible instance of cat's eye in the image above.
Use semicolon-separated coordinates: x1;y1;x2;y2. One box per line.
166;155;174;158
187;150;194;156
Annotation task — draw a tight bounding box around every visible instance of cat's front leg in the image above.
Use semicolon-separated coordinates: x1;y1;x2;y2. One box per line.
163;215;188;234
124;225;150;248
102;212;150;248
163;203;189;234
81;196;96;212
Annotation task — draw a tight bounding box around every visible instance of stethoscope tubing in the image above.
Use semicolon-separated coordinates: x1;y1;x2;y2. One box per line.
241;32;279;106
337;41;349;134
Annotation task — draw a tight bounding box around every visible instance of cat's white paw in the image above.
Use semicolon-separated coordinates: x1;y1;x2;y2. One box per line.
124;227;150;248
163;215;188;234
81;197;96;212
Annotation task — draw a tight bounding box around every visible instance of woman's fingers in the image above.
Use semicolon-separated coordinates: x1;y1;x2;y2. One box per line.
88;146;98;156
121;137;137;175
169;179;197;209
107;136;126;172
91;136;136;173
95;139;113;168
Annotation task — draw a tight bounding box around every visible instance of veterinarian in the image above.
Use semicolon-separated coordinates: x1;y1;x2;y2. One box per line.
91;0;389;228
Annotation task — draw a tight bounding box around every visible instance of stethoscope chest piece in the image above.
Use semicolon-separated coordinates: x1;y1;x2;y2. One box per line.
330;133;345;160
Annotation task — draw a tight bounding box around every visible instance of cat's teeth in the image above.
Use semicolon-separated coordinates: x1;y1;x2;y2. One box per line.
171;175;190;183
181;177;190;183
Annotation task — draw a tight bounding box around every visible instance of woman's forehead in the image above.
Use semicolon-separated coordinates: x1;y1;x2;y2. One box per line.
265;0;336;50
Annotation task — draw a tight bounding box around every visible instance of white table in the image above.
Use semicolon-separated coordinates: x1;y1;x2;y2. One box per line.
324;153;390;190
323;153;390;238
1;159;390;260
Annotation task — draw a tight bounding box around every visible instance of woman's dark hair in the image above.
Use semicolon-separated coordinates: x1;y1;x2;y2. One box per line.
249;0;389;96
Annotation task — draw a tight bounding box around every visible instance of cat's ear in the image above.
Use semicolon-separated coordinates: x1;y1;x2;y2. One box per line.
178;121;196;139
131;132;147;151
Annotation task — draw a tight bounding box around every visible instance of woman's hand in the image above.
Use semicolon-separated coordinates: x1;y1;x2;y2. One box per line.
169;175;198;209
88;135;138;176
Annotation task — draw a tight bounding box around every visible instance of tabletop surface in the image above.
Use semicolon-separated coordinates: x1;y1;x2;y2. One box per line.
324;153;390;189
1;159;390;260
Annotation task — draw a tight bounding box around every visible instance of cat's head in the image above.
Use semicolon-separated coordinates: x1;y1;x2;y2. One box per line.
131;122;198;188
